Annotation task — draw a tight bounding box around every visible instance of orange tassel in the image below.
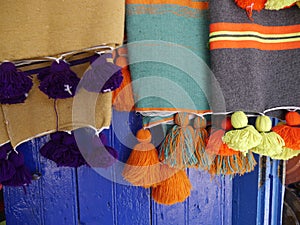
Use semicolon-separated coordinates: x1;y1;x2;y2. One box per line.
206;118;256;176
235;0;266;20
152;169;192;205
112;48;135;111
122;129;161;188
272;111;300;150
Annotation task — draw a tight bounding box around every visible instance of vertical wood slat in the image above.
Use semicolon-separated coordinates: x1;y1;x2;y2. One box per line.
113;111;151;225
152;170;232;225
77;111;151;225
4;136;79;225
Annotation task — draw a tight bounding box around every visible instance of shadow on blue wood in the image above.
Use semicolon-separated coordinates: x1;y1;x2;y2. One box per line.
233;118;285;225
4;137;78;225
3;112;284;225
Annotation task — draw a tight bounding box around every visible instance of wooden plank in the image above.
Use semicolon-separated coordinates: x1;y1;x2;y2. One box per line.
4;136;79;225
77;129;115;225
112;111;151;225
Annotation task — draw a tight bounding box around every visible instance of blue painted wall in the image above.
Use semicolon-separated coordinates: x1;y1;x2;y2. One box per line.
3;112;284;225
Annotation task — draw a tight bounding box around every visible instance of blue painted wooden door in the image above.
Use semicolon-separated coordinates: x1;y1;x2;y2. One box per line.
3;112;284;225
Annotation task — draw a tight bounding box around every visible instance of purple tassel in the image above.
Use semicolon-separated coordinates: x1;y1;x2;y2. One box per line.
2;151;31;187
81;53;123;93
38;60;80;99
0;143;16;183
0;62;33;104
40;131;86;168
85;133;118;168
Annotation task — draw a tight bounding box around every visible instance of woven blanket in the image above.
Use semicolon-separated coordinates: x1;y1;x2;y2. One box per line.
0;0;124;61
126;0;211;118
209;0;300;118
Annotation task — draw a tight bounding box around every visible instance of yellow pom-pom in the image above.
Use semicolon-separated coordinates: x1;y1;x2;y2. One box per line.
231;111;248;129
255;115;272;132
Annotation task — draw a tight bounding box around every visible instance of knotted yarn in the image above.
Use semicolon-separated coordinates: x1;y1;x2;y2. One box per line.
272;111;300;150
223;111;262;155
193;116;210;169
38;60;80;99
123;129;161;188
252;115;285;158
152;169;192;205
0;62;33;104
159;113;198;169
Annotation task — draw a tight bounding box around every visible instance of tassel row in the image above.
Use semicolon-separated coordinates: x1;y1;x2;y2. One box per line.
0;53;123;104
122;111;300;205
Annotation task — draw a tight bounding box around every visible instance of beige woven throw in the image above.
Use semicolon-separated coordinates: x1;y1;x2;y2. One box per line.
0;0;125;61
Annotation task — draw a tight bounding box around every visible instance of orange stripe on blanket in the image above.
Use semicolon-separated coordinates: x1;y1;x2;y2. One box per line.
126;0;209;10
135;107;211;114
210;23;300;34
210;40;300;51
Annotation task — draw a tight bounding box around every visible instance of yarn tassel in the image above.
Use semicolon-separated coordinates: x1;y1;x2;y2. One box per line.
81;53;123;93
2;150;31;187
40;131;86;168
272;111;300;150
271;147;300;160
193;116;210;169
159;113;198;169
0;143;16;183
152;169;192;205
207;117;256;176
85;133;118;168
223;111;262;155
123;129;161;188
252;115;285;157
38;60;80;99
0;62;33;104
234;0;266;20
112;47;135;111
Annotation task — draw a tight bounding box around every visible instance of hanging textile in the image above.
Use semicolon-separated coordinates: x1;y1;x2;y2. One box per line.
126;0;211;118
0;0;125;61
1;56;113;149
209;0;300;119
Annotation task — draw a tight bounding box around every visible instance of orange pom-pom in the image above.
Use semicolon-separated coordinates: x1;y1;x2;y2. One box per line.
286;111;300;126
221;117;233;131
136;129;152;143
235;0;266;20
115;56;128;68
272;111;300;150
152;170;192;205
122;129;161;188
117;47;128;56
235;0;266;10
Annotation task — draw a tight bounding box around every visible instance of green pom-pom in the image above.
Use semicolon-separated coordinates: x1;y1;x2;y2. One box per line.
251;132;285;157
223;125;262;154
231;111;248;129
271;147;300;160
